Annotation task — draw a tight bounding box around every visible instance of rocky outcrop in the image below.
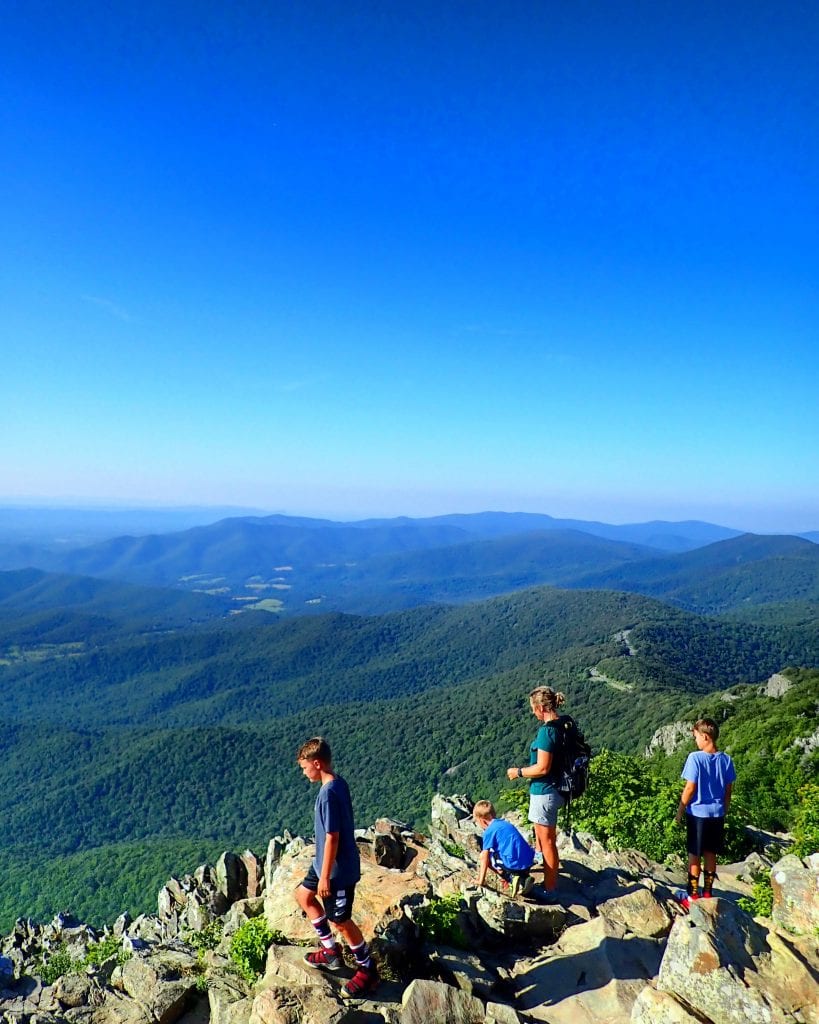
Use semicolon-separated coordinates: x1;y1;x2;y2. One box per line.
656;896;819;1024
759;672;793;697
770;851;819;935
1;795;813;1024
643;721;691;757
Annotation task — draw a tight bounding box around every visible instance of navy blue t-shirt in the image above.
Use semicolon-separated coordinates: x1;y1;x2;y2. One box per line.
313;775;361;887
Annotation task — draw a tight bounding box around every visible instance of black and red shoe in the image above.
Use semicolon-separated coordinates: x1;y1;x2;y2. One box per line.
341;965;380;999
303;943;343;972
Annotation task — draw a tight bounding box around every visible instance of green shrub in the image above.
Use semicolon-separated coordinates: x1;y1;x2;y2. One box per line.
185;920;224;954
738;875;774;918
440;838;466;859
229;917;282;981
791;783;819;857
40;943;78;985
415;894;468;949
83;934;125;967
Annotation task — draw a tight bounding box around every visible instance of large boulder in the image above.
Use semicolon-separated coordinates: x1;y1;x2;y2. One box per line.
462;887;566;944
399;978;485;1024
770;852;819;935
215;854;249;906
657;897;819;1024
208;975;253;1024
509;915;664;1024
118;949;200;1024
263;841;427;942
596;885;676;939
426;945;503;1000
630;984;703;1023
251;946;348;1024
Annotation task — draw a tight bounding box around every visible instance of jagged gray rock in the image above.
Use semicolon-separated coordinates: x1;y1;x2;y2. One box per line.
117;949;199;1024
463;886;567;944
510;915;664;1023
759;672;793;697
771;851;819;934
429;794;482;860
207;975;252;1024
657;897;819;1024
643;721;691;757
426;945;502;999
630;983;703;1022
399;978;485;1024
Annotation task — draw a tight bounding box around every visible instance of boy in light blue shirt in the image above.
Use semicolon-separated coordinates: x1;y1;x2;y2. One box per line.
675;718;736;908
473;800;535;898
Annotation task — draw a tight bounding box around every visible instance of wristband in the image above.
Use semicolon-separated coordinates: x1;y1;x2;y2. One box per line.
517;767;523;778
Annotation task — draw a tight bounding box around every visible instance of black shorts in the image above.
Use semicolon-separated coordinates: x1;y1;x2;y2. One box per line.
300;865;357;923
686;814;725;856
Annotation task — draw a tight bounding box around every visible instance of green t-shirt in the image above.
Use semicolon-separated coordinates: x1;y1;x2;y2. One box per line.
529;722;559;795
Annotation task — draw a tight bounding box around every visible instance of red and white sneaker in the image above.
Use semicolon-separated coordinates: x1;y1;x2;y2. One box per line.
303;943;343;972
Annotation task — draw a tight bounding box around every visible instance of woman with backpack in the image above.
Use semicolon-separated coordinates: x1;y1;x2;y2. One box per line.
506;686;566;895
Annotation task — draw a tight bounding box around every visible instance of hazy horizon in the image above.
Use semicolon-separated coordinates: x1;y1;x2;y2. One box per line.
0;494;816;537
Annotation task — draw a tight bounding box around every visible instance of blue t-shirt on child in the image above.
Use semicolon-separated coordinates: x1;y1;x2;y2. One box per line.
313;776;361;887
482;818;535;872
681;751;736;819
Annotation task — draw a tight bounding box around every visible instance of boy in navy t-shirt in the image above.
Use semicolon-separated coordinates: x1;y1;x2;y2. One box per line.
473;800;536;897
296;737;378;998
675;718;736;908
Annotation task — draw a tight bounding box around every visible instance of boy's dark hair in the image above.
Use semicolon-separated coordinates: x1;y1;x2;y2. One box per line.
694;718;719;741
297;736;332;763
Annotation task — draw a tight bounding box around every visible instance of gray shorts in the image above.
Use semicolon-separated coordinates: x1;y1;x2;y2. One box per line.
529;791;565;828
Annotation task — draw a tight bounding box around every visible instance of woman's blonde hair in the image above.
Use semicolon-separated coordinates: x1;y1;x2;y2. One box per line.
529;686;566;713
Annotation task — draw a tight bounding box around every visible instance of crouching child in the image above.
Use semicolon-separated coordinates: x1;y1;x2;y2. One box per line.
473;799;535;898
295;737;379;998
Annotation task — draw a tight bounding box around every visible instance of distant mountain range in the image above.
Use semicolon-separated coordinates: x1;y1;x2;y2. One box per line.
0;511;817;617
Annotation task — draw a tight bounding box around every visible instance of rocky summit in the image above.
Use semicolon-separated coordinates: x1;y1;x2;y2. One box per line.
1;795;817;1024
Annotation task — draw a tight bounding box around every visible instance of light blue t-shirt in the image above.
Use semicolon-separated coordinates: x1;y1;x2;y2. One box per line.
482;818;535;872
682;751;736;819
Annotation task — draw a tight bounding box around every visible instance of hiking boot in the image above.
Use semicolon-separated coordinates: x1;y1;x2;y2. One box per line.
303;943;343;972
341;965;379;999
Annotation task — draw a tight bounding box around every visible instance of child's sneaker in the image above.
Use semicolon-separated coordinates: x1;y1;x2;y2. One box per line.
509;875;523;898
340;965;379;999
521;874;535;898
303;943;343;972
674;889;699;912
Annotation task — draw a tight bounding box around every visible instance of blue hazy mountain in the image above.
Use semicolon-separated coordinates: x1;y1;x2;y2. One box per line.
0;510;747;609
570;533;819;613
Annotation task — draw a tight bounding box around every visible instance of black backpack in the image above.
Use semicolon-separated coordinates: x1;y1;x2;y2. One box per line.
550;715;592;801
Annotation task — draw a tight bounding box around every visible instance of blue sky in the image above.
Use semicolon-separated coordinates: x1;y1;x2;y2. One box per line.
3;2;818;532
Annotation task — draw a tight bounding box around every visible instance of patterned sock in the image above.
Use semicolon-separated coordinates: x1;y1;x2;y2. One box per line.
349;940;373;970
308;914;336;949
703;870;716;895
687;871;700;898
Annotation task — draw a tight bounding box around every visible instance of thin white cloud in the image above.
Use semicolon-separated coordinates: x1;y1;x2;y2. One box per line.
82;295;133;322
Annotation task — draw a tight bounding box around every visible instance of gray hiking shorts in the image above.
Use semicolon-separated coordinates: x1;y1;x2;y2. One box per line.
529;791;565;828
